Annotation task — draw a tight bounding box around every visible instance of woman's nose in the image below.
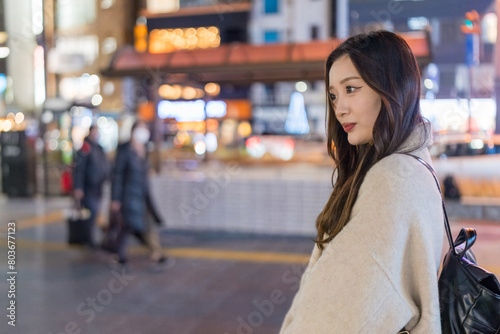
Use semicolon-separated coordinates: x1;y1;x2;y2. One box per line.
335;98;349;118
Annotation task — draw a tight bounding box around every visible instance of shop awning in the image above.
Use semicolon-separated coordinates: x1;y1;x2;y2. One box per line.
102;31;431;84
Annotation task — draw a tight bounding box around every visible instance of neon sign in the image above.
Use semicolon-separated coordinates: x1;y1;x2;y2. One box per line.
158;100;227;121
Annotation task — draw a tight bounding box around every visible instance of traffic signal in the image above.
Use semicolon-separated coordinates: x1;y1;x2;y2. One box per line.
461;10;481;66
134;18;148;53
461;10;480;34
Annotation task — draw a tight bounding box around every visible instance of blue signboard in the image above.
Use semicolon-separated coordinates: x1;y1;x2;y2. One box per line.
465;33;479;67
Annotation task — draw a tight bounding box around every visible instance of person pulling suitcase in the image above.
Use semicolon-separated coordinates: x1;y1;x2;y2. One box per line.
71;125;110;247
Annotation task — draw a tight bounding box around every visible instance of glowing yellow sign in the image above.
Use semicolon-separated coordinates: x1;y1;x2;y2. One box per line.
149;26;221;53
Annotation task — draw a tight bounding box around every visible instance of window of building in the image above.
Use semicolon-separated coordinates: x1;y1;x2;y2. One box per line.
311;26;319;40
147;0;179;13
264;84;275;104
54;35;99;67
482;13;497;44
264;0;279;14
225;28;245;43
264;30;280;44
102;37;117;54
101;0;115;10
440;19;460;44
56;0;96;29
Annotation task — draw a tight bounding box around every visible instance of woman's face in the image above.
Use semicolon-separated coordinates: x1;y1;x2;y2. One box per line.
328;55;382;146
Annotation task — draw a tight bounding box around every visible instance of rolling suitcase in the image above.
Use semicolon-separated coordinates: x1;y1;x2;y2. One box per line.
66;200;92;245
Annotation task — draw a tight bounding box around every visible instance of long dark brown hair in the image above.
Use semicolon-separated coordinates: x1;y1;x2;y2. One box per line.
315;30;427;249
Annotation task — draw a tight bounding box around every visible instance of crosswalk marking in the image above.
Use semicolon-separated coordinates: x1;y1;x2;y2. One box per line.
1;210;108;231
0;210;65;231
4;239;310;264
18;211;65;229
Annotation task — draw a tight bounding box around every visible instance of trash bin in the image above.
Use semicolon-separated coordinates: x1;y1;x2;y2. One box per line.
1;131;34;196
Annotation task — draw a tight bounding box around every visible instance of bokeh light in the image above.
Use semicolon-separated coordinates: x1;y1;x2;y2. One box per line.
2;119;12;131
205;82;220;96
149;26;221;53
48;139;58;151
81;116;93;128
245;136;266;158
237;122;252;138
91;94;103;106
194;141;207;155
295;81;307;93
205;133;218;152
14;112;24;124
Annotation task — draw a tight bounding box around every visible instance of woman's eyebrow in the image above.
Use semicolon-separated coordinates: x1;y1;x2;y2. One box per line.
340;76;361;84
329;76;362;90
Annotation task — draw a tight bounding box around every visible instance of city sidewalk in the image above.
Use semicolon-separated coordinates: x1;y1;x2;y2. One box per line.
0;197;499;334
0;197;312;334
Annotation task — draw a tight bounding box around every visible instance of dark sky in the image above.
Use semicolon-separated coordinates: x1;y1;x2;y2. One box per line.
350;0;494;23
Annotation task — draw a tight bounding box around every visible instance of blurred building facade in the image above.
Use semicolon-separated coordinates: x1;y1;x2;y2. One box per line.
104;0;429;163
350;0;498;136
1;0;499;196
103;0;355;163
0;0;430;197
37;0;138;195
0;0;38;196
248;0;331;139
140;0;254;162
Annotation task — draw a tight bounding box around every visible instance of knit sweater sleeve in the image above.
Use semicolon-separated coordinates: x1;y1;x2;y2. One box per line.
279;153;443;334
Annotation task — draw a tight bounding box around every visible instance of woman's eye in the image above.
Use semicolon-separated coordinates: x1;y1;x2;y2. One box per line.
329;93;337;101
346;86;357;94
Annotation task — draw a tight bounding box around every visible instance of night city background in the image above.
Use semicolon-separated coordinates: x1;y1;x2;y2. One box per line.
0;0;499;333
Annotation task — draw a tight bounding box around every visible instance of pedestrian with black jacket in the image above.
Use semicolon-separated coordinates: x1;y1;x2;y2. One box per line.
110;120;166;267
73;125;110;247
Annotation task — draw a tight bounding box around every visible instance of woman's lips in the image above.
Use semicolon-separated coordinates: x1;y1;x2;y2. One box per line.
342;123;356;132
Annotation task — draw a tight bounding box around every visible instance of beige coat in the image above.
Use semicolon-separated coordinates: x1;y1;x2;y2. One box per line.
280;124;444;333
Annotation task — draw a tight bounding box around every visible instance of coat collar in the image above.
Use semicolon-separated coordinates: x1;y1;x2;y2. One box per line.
396;122;433;154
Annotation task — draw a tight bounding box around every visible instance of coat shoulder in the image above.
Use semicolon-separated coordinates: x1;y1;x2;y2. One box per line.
355;152;442;224
365;153;436;191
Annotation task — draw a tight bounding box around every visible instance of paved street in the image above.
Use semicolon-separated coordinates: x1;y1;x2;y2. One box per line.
0;196;499;334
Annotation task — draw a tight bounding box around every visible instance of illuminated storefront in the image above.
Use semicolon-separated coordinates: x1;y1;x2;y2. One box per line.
105;21;431;163
157;96;252;160
421;98;496;134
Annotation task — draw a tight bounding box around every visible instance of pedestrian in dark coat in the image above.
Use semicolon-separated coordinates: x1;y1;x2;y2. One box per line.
73;126;109;246
111;120;166;266
443;175;461;200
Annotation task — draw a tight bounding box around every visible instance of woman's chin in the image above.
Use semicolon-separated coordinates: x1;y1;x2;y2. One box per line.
347;135;371;146
347;135;360;146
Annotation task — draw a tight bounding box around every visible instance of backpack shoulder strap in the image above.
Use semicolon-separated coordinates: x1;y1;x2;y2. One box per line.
400;153;454;249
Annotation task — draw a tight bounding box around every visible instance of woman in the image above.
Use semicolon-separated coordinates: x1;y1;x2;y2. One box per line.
280;31;443;333
111;120;166;266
